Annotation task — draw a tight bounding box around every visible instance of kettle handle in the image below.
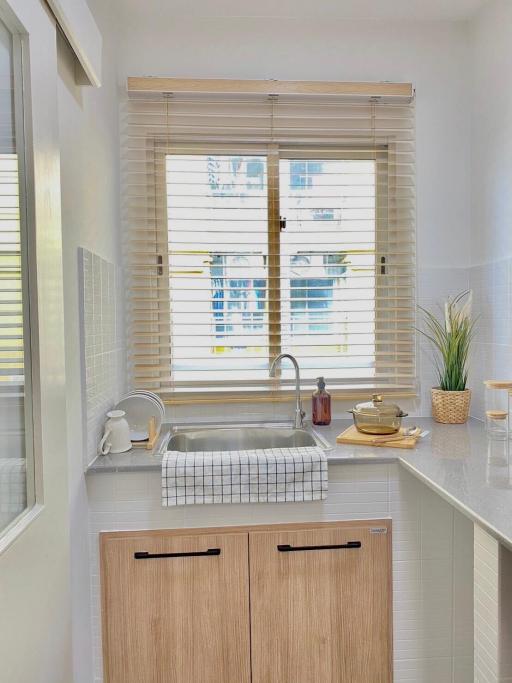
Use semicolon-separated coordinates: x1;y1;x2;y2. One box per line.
98;429;112;455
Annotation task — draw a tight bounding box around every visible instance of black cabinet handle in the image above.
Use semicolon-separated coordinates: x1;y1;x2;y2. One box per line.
134;548;221;560
277;541;361;553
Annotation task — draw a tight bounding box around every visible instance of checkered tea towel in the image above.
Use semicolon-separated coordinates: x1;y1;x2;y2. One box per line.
162;446;328;506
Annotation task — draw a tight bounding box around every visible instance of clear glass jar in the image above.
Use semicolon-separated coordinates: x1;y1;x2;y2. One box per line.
484;381;512;440
486;440;510;487
487;439;509;467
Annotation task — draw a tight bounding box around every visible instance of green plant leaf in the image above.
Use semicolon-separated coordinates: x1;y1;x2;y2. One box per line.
417;291;477;392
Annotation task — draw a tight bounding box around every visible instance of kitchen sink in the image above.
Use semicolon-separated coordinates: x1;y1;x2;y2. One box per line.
163;422;331;453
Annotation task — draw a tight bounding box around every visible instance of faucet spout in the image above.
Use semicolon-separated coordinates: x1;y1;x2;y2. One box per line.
269;353;306;429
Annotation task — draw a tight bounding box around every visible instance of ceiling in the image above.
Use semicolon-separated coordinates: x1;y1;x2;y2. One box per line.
116;0;488;22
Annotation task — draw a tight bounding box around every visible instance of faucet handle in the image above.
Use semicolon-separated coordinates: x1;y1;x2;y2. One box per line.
294;407;306;429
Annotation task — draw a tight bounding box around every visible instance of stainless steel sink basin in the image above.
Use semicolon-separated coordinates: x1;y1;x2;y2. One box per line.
164;423;330;453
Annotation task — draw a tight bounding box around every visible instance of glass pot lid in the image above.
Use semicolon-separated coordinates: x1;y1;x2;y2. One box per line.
353;394;405;418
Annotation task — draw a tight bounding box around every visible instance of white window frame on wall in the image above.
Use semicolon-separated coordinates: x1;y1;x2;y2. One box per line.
158;144;387;383
0;4;36;547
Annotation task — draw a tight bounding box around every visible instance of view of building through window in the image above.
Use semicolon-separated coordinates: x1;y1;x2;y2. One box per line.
0;18;30;533
166;153;376;384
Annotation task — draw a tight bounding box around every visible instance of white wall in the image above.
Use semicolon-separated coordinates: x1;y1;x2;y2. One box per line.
70;8;481;679
468;0;512;417
112;9;473;416
57;0;122;679
114;13;471;271
470;0;512;266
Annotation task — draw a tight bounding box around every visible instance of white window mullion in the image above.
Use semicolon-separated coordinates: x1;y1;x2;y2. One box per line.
267;144;282;367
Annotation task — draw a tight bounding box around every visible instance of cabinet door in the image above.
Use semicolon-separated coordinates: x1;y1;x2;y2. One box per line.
101;531;251;683
250;522;392;683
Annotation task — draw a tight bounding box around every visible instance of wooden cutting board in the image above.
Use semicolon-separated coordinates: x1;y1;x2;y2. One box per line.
336;424;419;449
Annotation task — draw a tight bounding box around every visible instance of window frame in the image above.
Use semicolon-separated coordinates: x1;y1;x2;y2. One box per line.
136;140;402;401
0;9;36;542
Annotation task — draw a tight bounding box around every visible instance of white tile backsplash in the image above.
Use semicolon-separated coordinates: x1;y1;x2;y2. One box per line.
474;525;500;682
473;532;512;682
469;258;512;419
87;463;474;682
79;248;126;468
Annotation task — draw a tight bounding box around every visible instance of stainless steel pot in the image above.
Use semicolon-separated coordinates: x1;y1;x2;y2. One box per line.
348;394;408;435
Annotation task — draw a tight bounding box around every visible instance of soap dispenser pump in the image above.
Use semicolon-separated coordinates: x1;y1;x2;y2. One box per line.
312;377;331;426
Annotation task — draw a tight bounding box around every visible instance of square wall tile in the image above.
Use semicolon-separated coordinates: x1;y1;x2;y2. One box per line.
79;248;126;469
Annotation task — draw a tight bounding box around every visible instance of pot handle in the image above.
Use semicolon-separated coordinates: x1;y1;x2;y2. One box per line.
398;411;408;418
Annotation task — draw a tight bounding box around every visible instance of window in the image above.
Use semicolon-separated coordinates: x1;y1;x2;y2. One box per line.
289;160;323;190
0;18;33;533
125;88;415;398
165;153;269;382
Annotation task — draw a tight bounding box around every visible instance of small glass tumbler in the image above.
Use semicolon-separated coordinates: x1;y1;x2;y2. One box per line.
484;380;512;441
487;439;509;467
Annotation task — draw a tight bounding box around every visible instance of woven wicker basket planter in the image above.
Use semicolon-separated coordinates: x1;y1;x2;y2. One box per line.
431;388;471;424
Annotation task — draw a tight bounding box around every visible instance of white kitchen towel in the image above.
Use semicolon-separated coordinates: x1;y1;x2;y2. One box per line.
162;446;328;506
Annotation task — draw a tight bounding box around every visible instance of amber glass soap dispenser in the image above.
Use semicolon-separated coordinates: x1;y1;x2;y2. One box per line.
312;377;331;426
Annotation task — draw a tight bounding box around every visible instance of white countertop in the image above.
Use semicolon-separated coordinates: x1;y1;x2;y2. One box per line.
87;417;512;550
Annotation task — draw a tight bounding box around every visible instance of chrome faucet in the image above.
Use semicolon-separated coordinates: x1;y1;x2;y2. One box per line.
269;353;306;429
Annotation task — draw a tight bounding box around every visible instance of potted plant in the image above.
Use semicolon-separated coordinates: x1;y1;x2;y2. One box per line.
418;291;476;424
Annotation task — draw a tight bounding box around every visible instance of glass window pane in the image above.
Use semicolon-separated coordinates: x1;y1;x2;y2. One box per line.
0;19;31;533
164;153;378;387
166;154;269;382
279;158;376;382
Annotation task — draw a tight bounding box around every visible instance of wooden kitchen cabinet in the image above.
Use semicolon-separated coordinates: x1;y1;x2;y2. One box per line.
250;521;392;683
100;530;251;683
101;520;391;683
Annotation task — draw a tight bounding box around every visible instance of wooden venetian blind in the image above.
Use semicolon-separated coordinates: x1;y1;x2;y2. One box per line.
124;78;416;400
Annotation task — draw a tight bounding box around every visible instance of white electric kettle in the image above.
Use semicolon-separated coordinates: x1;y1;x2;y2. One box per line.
98;410;132;455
